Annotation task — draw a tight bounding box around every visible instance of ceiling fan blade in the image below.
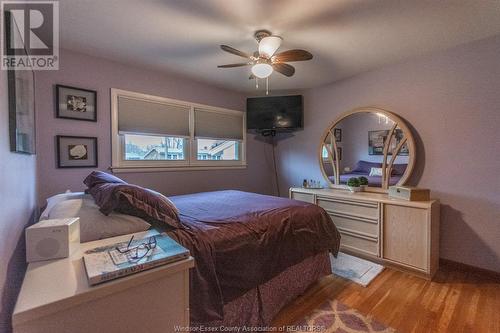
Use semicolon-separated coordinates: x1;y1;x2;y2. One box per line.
273;63;295;77
272;49;313;63
220;45;252;59
217;63;251;68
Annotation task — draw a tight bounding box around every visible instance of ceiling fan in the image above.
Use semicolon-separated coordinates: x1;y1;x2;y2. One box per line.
218;30;313;92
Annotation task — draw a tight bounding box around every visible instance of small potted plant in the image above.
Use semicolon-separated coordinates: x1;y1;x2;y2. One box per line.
347;177;362;192
358;176;369;189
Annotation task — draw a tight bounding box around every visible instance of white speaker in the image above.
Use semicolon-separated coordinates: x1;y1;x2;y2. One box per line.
26;218;80;262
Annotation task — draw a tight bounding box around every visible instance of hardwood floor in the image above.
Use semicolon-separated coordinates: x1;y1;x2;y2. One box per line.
272;263;500;332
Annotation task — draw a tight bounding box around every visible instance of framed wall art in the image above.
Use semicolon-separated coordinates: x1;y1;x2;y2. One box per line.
334;128;342;142
56;85;97;121
5;11;36;154
56;135;98;168
368;129;409;156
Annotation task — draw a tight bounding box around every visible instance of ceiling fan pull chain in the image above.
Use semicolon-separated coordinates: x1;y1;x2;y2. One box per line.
266;77;269;95
256;78;259;89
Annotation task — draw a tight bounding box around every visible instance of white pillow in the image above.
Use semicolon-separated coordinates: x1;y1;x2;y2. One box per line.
369;167;383;177
41;194;150;243
40;191;86;220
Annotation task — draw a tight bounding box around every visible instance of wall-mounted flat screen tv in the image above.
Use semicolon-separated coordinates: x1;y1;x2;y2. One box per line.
246;95;303;132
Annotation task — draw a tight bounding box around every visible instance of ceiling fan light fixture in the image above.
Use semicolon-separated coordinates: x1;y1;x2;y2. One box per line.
258;36;282;59
251;63;273;78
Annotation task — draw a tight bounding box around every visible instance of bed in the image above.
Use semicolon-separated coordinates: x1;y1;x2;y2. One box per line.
331;160;407;187
166;190;341;326
337;173;402;186
48;172;341;327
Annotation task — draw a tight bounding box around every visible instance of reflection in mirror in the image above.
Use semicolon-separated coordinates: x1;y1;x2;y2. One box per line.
320;110;414;190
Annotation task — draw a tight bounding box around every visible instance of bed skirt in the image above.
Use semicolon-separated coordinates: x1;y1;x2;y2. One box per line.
194;251;331;328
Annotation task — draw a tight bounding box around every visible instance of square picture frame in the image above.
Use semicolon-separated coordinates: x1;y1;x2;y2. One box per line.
56;135;98;168
56;84;97;122
368;129;409;156
334;128;342;142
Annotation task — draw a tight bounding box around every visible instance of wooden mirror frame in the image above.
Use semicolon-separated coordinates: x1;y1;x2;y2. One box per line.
318;107;416;193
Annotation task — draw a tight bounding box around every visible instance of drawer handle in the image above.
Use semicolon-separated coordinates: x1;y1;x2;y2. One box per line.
326;209;378;223
317;197;378;208
337;227;378;242
342;244;378;256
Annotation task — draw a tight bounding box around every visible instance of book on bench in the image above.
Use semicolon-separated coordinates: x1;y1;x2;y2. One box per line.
83;233;189;285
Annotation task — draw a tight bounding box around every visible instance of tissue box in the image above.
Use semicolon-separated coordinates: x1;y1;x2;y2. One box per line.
388;186;430;201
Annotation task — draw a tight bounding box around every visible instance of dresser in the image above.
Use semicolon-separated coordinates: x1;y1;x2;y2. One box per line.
13;230;194;333
290;187;440;279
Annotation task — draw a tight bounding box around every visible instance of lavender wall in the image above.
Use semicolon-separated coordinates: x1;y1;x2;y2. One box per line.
35;49;276;205
276;35;500;272
0;69;37;332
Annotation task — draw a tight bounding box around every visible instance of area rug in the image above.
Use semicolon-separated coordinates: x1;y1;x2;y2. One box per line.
294;299;396;333
330;252;384;287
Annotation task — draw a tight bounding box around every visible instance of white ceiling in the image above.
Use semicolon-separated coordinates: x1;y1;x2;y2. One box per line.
59;0;500;93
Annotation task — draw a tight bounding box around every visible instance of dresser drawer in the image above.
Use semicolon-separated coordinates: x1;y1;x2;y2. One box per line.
339;230;379;256
290;191;315;203
329;213;378;238
317;197;378;219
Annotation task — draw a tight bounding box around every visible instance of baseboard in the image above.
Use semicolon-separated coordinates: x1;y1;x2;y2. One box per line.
439;258;500;280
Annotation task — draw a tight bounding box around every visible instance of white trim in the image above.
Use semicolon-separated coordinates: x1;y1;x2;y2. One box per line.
110;88;246;170
110;165;247;173
111;88;121;168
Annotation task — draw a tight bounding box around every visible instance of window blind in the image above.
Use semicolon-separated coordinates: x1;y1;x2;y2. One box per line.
194;108;244;140
118;96;190;137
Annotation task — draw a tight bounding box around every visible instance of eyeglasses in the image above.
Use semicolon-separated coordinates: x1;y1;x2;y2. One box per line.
115;235;157;262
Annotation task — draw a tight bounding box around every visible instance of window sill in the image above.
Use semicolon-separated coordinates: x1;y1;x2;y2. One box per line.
110;164;247;173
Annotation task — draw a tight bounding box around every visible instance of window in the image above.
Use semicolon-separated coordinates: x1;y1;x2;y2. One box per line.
322;146;328;159
196;139;239;161
111;89;246;171
124;134;186;161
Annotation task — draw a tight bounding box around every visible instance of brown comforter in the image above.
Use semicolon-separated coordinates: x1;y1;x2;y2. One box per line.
166;190;341;323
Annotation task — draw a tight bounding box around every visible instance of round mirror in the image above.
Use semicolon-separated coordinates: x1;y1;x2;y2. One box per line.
319;107;416;191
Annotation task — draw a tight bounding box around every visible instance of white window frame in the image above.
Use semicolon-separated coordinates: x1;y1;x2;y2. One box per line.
111;88;246;172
